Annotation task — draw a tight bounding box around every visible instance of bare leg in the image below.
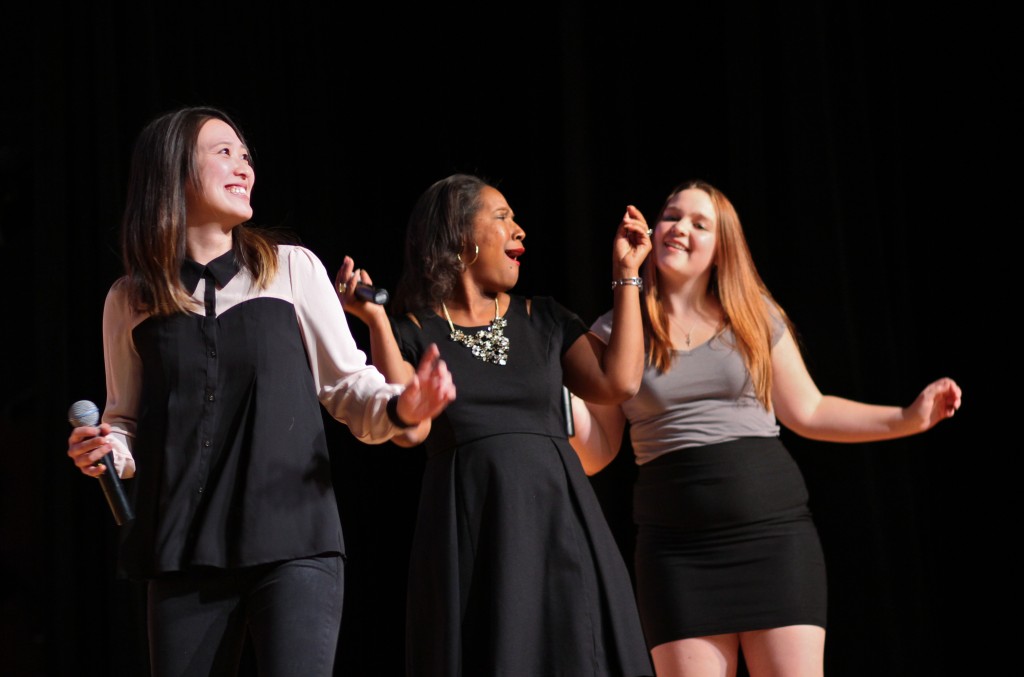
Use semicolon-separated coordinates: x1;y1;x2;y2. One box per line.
650;634;740;677
740;625;825;677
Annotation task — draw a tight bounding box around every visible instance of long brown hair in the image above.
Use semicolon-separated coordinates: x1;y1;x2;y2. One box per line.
120;106;278;315
642;180;790;409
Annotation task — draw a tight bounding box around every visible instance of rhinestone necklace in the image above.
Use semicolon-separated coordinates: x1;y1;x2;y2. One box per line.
441;297;509;366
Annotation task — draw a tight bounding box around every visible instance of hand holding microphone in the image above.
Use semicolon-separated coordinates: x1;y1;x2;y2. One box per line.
352;282;389;305
335;256;390;325
67;400;135;525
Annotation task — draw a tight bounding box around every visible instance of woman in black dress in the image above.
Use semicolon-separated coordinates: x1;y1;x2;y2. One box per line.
570;180;962;677
65;106;455;676
338;173;654;676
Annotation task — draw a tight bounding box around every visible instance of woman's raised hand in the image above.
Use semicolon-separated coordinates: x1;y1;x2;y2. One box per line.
613;205;653;277
335;255;385;324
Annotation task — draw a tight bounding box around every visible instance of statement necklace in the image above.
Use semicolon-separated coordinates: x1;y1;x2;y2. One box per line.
441;297;509;366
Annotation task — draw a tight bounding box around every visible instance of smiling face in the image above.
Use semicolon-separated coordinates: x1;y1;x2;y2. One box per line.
653;187;717;285
465;186;526;293
186;118;254;229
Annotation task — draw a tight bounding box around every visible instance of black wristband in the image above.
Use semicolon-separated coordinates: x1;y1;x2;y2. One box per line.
386;395;416;428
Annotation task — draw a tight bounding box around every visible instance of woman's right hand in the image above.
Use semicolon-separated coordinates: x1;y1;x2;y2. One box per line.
335;256;386;325
67;422;114;478
612;204;653;278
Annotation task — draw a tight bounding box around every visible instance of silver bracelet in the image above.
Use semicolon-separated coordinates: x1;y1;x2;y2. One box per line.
611;277;643;291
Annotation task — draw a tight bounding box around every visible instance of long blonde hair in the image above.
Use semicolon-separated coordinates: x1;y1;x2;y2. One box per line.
642;180;790;409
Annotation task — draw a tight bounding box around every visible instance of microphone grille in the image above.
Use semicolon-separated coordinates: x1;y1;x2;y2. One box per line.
68;400;100;428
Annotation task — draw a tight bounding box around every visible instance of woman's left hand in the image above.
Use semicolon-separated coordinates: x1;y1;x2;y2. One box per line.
612;205;653;277
903;377;962;432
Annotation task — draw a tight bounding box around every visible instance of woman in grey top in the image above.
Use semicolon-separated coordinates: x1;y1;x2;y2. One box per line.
570;180;961;677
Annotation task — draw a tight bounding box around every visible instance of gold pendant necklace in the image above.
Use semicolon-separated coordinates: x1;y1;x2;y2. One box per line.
441;297;509;366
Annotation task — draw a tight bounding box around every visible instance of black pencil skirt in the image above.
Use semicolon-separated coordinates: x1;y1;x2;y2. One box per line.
633;437;827;648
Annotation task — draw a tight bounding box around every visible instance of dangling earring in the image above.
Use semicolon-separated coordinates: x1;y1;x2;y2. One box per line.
457;243;480;267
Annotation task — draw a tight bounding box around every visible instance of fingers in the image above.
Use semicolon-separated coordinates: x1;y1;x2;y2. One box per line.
618;206;653;243
614;206;653;276
67;427;114;477
918;377;962;424
928;377;962;412
412;344;456;416
418;343;441;374
937;378;962;415
335;256;355;292
335;256;376;302
419;345;454;400
396;369;455;425
428;358;456;405
619;207;648;232
625;204;647;225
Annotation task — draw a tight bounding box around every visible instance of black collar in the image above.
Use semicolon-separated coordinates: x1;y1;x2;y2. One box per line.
180;250;241;294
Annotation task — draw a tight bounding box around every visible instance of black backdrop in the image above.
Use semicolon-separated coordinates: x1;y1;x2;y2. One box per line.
1;3;999;676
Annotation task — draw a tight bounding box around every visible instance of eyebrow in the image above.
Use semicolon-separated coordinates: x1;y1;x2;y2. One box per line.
208;139;248;152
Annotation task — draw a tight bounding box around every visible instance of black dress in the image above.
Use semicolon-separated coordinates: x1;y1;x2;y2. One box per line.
393;296;652;677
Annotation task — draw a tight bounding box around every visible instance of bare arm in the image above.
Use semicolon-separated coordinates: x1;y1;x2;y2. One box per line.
568;392;628;475
336;257;450;446
771;329;962;442
336;256;415;384
563;206;651;404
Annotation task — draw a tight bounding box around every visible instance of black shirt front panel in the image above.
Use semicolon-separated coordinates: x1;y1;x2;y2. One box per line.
126;297;339;575
108;246;403;577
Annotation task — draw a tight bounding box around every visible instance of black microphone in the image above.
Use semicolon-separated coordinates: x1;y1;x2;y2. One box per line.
562;386;575;437
68;400;135;526
354;282;389;305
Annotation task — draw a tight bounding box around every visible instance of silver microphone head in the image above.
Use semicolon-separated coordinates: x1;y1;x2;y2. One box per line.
68;400;100;428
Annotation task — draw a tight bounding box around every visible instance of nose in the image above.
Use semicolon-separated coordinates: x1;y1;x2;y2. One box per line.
512;220;525;242
232;154;252;176
234;159;253;189
670;218;692;236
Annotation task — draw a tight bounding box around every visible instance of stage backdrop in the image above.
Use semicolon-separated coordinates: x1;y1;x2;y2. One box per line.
2;3;996;675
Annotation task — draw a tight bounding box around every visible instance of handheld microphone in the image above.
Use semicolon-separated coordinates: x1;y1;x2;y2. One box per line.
68;400;135;526
562;386;575;437
354;282;389;305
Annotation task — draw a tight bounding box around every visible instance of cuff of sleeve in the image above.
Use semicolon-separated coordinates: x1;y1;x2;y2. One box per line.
386;395;416;429
109;433;136;479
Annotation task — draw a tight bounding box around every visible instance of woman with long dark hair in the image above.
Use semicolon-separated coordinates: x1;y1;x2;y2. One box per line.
66;106;454;676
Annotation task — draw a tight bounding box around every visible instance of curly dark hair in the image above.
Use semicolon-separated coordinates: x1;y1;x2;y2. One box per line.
393;174;489;314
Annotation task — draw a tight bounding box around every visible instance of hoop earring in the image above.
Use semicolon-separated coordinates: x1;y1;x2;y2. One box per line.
457;244;479;267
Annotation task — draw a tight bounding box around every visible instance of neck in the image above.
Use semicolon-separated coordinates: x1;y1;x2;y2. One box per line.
659;274;714;317
187;225;234;265
442;283;504;325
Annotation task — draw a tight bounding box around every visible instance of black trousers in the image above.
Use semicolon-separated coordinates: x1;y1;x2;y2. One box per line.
147;555;343;677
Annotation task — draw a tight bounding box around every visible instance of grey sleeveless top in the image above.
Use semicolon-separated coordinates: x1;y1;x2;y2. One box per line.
591;309;783;465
